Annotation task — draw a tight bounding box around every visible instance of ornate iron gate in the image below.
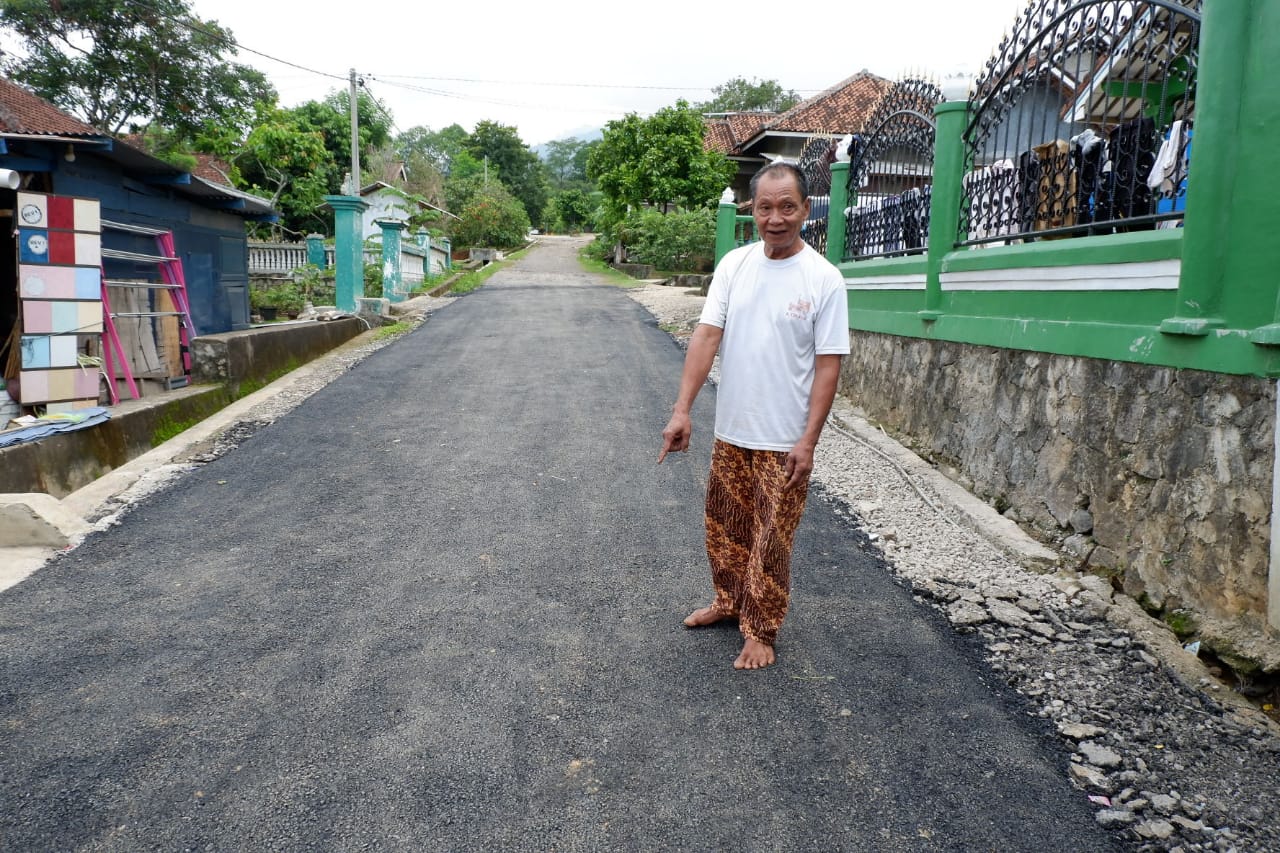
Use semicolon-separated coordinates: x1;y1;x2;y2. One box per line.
960;0;1201;246
843;78;945;261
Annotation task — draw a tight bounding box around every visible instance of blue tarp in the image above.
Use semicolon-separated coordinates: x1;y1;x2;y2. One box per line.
0;407;110;449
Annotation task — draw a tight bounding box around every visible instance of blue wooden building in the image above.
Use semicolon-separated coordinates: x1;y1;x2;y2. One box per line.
0;78;276;345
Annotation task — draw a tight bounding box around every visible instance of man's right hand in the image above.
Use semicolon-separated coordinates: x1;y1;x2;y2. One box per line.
658;412;692;464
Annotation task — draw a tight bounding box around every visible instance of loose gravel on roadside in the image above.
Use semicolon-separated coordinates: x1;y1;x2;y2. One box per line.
625;281;1280;853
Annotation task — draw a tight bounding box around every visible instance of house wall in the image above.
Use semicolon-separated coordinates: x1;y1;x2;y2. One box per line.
49;159;252;335
360;192;415;241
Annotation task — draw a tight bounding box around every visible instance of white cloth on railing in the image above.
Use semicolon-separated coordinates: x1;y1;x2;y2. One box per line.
963;159;1017;244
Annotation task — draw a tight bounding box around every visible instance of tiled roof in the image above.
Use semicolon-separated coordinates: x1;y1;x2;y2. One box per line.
192;153;234;187
768;70;894;134
702;72;893;154
0;78;102;137
703;111;775;155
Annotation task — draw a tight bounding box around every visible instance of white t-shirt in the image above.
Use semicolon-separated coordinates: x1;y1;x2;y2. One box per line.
699;241;850;451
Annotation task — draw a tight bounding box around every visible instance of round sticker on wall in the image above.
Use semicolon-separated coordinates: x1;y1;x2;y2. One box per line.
20;203;42;225
24;274;46;296
25;233;48;257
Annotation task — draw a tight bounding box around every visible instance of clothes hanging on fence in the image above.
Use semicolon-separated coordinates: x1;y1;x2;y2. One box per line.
1070;129;1108;226
901;186;931;250
1100;116;1158;229
1029;139;1077;236
1149;120;1192;227
963;159;1017;244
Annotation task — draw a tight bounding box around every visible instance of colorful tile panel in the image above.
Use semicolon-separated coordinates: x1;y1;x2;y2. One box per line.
19;265;101;300
16;192;101;233
15;192;104;409
17;368;100;404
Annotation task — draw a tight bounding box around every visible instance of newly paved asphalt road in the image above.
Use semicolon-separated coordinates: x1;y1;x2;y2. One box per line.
0;238;1120;851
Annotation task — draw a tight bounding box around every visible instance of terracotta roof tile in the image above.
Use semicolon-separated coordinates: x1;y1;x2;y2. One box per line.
703;111;776;155
192;153;234;186
0;78;102;137
704;118;735;153
769;70;894;134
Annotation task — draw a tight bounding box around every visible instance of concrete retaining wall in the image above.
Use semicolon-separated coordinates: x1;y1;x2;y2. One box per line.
0;386;233;498
191;318;367;387
2;318;369;498
840;331;1279;671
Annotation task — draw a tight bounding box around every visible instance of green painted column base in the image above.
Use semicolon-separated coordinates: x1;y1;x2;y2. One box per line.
1249;324;1280;346
1160;317;1225;336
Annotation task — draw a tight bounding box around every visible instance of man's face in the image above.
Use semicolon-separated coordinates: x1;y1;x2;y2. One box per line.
752;172;810;259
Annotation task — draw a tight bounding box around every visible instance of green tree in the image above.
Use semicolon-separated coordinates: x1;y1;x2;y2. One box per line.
231;108;330;237
453;182;531;250
542;137;598;190
587;101;734;225
465;121;548;226
548;188;595;232
696;77;799;113
399;123;471;176
0;0;275;140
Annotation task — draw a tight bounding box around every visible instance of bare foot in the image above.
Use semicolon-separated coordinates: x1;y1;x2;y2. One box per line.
683;606;735;628
733;638;776;670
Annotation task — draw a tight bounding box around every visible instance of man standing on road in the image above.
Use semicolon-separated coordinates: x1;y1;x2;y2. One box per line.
658;162;850;670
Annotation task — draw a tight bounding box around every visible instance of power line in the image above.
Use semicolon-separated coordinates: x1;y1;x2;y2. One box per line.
116;0;347;82
369;74;719;93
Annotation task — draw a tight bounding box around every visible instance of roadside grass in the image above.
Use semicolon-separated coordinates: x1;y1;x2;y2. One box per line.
577;249;642;287
449;245;534;295
373;320;414;341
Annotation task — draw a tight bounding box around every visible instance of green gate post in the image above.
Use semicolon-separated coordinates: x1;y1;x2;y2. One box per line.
379;218;407;303
922;101;970;321
324;195;368;313
306;233;326;270
443;238;452;270
1162;1;1251;337
826;161;849;266
715;187;737;267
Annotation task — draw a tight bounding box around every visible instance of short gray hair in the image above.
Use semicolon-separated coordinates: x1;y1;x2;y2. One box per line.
749;162;809;201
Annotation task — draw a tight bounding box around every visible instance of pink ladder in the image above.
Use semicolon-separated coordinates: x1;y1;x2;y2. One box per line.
100;221;195;403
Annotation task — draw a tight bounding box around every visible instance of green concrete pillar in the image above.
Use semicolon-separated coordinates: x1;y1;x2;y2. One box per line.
379;219;408;303
306;233;326;270
826;161;849;266
922;101;970;320
325;195;369;312
714;187;737;267
414;228;430;250
443;238;452;270
1162;1;1250;337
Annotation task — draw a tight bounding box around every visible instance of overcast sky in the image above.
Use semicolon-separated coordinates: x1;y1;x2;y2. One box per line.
188;0;1025;147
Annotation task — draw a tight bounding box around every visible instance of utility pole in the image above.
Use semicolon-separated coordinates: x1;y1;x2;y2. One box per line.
349;68;361;195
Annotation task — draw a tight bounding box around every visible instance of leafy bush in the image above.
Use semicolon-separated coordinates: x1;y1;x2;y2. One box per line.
251;280;305;315
628;208;716;272
452;183;531;250
363;262;384;299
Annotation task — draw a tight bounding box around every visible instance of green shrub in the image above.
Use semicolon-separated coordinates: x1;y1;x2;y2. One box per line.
452;183;532;250
363;262;384;299
628;208;716;272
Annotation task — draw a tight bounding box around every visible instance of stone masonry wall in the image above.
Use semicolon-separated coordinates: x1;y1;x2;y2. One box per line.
840;331;1278;670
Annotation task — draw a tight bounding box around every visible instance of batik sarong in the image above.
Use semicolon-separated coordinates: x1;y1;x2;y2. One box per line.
703;439;811;646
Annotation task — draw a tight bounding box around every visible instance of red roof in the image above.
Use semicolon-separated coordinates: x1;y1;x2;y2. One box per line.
703;71;893;155
768;70;894;134
191;153;234;187
0;78;102;137
703;111;775;155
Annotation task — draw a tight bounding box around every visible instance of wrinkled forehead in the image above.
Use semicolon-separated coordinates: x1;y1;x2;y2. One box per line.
753;173;807;202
